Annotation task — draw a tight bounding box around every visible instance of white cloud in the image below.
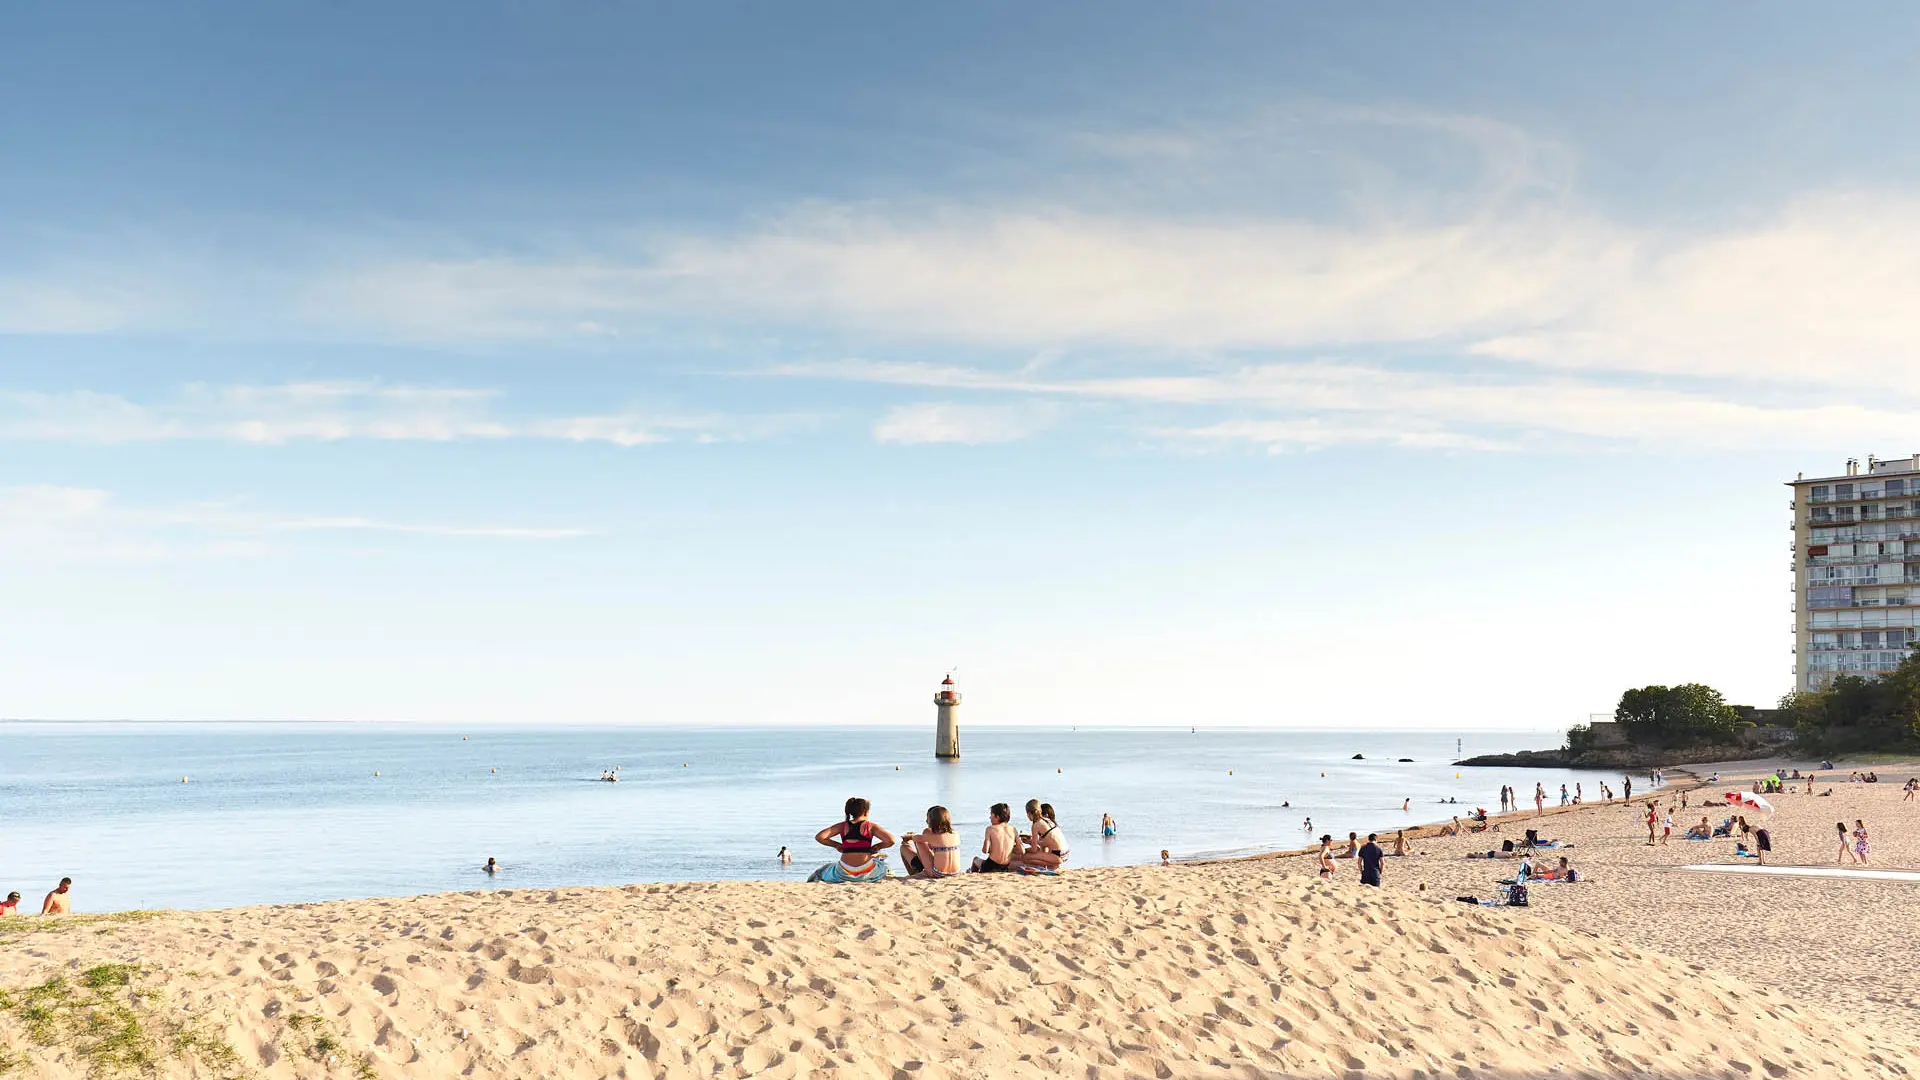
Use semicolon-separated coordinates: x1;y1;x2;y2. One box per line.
872;402;1058;445
0;382;729;447
778;358;1920;451
0;485;592;564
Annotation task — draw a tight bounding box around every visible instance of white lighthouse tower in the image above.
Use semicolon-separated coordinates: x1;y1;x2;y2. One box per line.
933;673;961;759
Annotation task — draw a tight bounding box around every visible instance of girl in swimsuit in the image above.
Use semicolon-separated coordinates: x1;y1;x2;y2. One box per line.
1015;799;1071;870
1316;835;1335;879
813;797;897;881
1836;821;1859;866
899;805;962;878
1854;819;1871;864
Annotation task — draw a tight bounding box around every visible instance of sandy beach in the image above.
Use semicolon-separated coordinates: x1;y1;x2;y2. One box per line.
4;759;1919;1079
1317;755;1920;1045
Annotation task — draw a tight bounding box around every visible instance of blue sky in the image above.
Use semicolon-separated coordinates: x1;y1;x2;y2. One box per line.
5;4;1919;726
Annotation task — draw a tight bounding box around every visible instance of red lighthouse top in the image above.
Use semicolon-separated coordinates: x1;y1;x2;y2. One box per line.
941;674;954;685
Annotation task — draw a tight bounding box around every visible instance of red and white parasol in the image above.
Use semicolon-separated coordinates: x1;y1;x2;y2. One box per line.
1724;791;1773;815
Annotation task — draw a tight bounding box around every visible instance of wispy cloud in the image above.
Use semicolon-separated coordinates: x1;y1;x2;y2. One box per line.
0;382;745;447
0;485;592;564
871;402;1059;445
11;106;1920;392
776;358;1920;452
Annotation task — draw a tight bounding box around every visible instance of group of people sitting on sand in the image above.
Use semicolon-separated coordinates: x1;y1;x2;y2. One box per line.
0;877;72;917
808;797;1072;883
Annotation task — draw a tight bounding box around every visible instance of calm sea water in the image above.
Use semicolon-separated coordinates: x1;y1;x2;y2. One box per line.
0;724;1607;913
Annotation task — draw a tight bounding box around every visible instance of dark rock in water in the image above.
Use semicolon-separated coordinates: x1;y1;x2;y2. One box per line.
1351;753;1364;760
1398;758;1414;762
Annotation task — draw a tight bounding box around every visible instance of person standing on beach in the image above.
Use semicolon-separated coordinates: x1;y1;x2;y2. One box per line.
41;877;72;915
1624;775;1632;801
1559;784;1569;807
1316;835;1335;879
1853;819;1871;865
1357;833;1385;887
1836;822;1859;865
1534;784;1545;815
1659;807;1673;845
1646;802;1660;845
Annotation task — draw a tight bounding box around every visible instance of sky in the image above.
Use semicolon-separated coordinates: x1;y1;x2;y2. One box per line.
5;3;1920;728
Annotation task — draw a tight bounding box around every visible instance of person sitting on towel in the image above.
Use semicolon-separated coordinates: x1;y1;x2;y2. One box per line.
809;797;896;883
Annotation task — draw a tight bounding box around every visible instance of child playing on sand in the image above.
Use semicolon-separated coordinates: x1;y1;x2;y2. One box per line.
1837;822;1860;866
1853;819;1871;865
810;797;896;883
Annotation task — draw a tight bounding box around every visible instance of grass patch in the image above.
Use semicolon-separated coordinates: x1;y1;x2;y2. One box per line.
284;1011;379;1078
0;911;166;947
0;962;242;1079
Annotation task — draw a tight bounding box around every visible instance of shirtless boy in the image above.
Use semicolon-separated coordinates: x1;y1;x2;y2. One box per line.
973;803;1018;873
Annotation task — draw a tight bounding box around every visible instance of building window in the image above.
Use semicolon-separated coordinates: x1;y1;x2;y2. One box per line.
1839;483;1856;498
1890;479;1908;497
1812;485;1831;501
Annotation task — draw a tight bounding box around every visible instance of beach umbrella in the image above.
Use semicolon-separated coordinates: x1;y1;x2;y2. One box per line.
1723;791;1773;815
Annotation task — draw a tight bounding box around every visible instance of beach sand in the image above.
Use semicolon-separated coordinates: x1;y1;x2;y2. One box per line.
1334;757;1920;1045
4;855;1918;1076
5;756;1919;1078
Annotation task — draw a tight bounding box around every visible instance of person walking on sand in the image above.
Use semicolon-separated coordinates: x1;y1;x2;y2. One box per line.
1357;833;1385;887
1836;822;1860;866
1534;783;1545;815
1646;802;1660;846
1659;807;1673;845
1904;778;1917;801
1854;819;1871;865
41;877;72;915
1559;784;1569;807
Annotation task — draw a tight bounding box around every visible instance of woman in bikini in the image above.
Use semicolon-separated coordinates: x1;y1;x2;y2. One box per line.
1316;835;1335;879
899;805;963;878
809;796;897;883
1014;799;1071;871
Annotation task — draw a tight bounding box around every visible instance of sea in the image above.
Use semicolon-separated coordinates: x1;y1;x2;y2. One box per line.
0;723;1611;913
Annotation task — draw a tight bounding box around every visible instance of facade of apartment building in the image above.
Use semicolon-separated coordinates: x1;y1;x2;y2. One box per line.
1789;454;1920;691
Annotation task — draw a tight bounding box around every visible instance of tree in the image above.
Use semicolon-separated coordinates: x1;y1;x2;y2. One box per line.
1614;683;1740;746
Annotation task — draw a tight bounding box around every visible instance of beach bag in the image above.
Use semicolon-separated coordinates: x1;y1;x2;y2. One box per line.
1505;883;1529;907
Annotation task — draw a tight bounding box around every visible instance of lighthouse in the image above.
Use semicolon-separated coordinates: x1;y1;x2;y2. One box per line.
933;673;961;759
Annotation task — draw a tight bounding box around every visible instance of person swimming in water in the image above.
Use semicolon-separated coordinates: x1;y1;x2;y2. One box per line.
484;857;499;874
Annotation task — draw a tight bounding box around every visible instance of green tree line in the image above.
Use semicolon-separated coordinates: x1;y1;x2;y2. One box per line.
1778;648;1920;754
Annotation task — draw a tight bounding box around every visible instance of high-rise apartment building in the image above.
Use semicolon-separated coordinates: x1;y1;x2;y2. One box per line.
1789;454;1920;691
